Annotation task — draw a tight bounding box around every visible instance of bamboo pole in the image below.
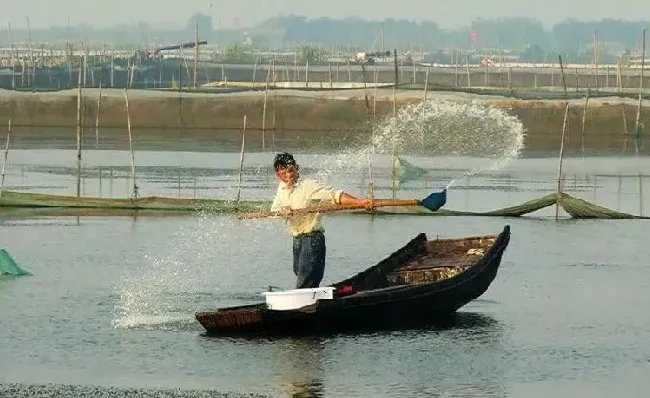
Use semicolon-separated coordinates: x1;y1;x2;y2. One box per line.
26;17;34;90
391;50;398;200
75;57;83;197
556;102;570;220
7;23;15;88
421;67;430;154
0;119;11;198
634;28;646;156
95;80;103;149
593;30;599;92
373;68;378;119
328;62;333;89
252;55;259;89
558;54;568;97
262;63;271;151
110;51;115;87
465;53;471;90
236;115;247;202
123;88;138;198
580;89;590;157
622;105;630;154
639;173;644;217
193;21;199;89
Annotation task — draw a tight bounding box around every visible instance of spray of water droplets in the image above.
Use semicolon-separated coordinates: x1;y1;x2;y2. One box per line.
373;100;524;173
111;212;278;330
305;99;526;186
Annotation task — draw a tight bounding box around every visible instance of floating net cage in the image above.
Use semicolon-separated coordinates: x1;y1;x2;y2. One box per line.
0;189;646;220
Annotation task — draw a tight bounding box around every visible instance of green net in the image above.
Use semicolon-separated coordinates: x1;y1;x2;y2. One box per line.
0;190;266;213
559;194;642;219
0;249;32;276
395;156;426;183
0;190;647;220
372;192;648;219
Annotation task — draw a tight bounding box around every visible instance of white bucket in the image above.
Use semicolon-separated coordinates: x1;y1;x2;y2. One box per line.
261;287;335;310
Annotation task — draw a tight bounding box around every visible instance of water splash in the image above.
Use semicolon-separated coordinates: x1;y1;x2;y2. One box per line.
372;99;525;174
111;213;277;330
302;99;525;188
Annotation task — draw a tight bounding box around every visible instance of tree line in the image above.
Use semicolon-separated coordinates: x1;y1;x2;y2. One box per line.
2;14;647;61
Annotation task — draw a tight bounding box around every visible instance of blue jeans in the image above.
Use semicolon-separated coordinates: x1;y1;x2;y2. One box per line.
292;231;326;289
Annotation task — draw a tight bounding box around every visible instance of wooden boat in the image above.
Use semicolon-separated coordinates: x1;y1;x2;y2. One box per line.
196;225;511;336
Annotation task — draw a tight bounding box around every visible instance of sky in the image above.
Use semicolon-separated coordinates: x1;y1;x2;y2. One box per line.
4;0;650;30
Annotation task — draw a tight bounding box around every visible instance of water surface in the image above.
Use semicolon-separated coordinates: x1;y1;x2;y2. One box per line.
1;151;650;397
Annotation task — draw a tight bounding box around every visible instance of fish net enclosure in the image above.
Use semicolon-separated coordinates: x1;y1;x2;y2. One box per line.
0;190;646;219
0;190;266;213
400;85;650;102
372;192;649;219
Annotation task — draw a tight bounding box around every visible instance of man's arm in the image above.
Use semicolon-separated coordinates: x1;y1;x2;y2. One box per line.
308;180;373;210
339;192;373;209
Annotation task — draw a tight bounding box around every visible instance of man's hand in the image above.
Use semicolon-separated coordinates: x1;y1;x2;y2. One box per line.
360;199;375;212
339;193;375;212
279;206;293;217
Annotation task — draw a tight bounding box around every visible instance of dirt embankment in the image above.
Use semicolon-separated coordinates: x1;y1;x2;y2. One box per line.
0;89;647;153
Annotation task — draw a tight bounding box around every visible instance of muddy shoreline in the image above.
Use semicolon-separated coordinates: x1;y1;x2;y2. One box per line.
0;88;648;155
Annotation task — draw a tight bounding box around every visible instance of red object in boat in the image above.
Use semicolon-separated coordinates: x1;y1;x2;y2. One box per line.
335;285;356;297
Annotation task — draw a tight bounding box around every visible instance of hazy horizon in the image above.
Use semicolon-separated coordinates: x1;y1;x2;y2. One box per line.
4;0;650;30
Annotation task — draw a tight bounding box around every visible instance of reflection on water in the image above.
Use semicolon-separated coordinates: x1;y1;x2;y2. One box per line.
200;312;507;398
275;338;325;398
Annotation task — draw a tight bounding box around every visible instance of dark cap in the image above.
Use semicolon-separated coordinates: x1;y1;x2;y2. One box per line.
273;152;297;171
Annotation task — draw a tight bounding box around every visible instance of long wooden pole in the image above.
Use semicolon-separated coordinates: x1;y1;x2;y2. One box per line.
262;63;271;152
239;198;425;220
634;28;646;156
75;57;83;197
391;53;398;200
193;21;199;89
26;17;34;90
0;119;11;198
236;115;247;202
558;54;568;97
7;23;15;88
421;67;430;154
580;90;590;158
95;80;103;149
556;102;570;220
622;105;630;154
123;88;138;198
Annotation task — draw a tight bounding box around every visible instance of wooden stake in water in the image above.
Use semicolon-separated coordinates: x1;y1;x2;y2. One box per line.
8;22;16;88
580;89;590;158
421;68;430;154
123;88;138;199
26;16;34;90
622;105;630;154
236;115;247;202
634;28;646;156
262;64;271;151
558;55;568;97
0;119;11;198
76;57;83;197
556;102;570;220
193;21;199;90
95;80;103;149
639;173;644;217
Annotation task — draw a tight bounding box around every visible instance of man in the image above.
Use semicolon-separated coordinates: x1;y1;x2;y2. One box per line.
271;152;373;289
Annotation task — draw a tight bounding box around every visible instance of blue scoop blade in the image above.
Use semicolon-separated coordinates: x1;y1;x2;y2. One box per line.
420;189;447;212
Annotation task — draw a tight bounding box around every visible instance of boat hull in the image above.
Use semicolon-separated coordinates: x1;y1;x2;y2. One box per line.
196;225;510;337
